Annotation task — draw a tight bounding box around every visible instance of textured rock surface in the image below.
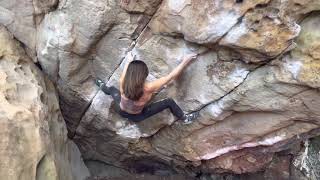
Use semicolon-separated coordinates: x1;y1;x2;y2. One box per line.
85;160;195;180
0;26;89;180
276;12;320;88
150;0;270;45
0;0;58;59
36;0;153;136
293;137;320;180
120;0;162;15
151;0;320;62
2;0;320;178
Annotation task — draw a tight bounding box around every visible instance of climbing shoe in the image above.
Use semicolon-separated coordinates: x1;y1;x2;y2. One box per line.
182;111;200;125
95;78;112;95
95;78;105;88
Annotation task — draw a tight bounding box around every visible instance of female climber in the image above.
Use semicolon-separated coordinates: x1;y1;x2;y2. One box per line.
95;52;199;124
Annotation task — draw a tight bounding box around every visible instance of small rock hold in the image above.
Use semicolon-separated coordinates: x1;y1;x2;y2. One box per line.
247;156;257;163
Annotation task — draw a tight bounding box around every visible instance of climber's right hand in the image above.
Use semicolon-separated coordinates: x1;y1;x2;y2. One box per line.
183;53;198;64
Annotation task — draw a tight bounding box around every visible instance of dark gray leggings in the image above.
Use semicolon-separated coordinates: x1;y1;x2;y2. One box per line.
101;85;185;122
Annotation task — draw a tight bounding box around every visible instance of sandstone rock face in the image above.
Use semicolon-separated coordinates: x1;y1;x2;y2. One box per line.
120;0;162;15
2;0;320;178
150;0;320;62
36;0;152;136
293;137;320;180
276;13;320;88
0;26;89;180
0;0;58;59
150;0;271;45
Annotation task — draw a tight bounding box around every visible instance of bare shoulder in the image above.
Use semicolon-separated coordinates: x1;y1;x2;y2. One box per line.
144;82;156;93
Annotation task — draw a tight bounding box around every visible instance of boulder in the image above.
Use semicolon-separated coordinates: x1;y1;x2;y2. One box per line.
0;0;58;59
150;0;320;62
70;2;320;174
0;26;89;180
150;0;270;45
3;0;320;177
220;0;320;62
37;0;151;136
120;0;162;15
274;12;320;89
219;5;300;62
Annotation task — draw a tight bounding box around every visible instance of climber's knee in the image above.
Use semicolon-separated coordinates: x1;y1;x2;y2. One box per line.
165;98;175;105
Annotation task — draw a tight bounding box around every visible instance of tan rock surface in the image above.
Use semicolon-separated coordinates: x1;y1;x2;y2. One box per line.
120;0;162;15
0;0;58;59
36;0;151;136
0;26;89;180
150;0;270;44
274;12;320;88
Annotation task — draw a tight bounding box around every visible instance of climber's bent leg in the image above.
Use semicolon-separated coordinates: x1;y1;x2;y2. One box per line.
124;98;185;122
142;98;186;120
101;85;121;105
96;79;120;104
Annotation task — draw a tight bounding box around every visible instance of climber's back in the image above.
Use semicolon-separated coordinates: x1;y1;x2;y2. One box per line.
120;85;153;114
119;60;153;114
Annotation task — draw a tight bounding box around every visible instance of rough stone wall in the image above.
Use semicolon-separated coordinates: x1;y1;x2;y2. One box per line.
0;26;89;180
1;0;320;177
294;136;320;180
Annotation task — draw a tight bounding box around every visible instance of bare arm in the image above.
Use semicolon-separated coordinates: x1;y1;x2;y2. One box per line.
120;52;135;93
147;54;197;92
